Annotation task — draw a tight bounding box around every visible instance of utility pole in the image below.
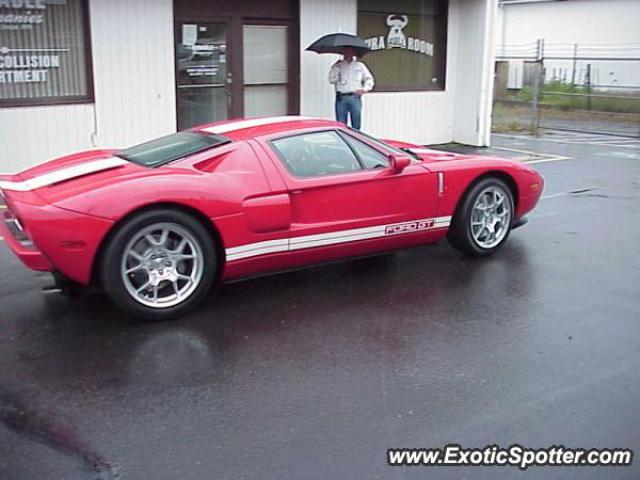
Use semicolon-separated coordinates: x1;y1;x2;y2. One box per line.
531;38;544;135
571;43;578;87
586;64;592;111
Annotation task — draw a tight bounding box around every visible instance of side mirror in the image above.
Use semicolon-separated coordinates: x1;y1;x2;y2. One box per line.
389;154;411;173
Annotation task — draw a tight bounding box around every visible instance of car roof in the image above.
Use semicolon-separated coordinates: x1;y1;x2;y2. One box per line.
192;115;342;141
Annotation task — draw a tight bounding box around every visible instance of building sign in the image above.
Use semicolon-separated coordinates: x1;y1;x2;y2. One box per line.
0;0;93;107
0;0;46;27
184;44;225;80
364;14;435;57
177;23;227;86
358;0;448;91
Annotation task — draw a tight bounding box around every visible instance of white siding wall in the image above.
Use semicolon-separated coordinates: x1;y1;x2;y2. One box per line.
0;0;176;174
299;0;496;146
362;90;454;144
89;0;176;147
299;0;357;121
453;0;496;146
0;104;94;174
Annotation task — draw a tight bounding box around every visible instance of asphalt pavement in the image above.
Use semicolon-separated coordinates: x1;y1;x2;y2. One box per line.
1;131;639;480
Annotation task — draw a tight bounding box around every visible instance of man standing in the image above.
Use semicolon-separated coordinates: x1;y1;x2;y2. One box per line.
328;48;374;130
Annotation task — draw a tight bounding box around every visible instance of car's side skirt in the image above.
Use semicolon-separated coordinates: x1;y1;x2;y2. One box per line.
225;216;451;262
221;223;450;281
223;243;438;285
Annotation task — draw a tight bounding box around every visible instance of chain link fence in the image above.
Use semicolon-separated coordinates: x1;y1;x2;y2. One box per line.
493;40;640;137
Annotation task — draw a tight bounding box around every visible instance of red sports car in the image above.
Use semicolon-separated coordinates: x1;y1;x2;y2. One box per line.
0;116;543;319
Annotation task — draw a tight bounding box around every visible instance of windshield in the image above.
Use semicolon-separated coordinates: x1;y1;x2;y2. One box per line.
116;131;230;167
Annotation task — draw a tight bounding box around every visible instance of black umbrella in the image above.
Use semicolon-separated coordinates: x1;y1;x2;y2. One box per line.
306;33;370;57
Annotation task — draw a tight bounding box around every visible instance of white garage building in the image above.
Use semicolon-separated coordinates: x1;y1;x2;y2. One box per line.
496;0;640;89
0;0;498;173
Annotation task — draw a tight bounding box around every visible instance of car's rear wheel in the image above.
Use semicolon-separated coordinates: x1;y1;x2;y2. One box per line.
448;177;514;256
100;209;216;320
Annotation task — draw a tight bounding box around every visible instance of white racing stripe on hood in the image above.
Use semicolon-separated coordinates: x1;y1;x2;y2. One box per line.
201;116;315;135
0;158;128;192
408;148;457;155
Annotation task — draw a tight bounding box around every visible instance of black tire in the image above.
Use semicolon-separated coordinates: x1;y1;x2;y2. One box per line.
448;177;514;256
100;208;217;320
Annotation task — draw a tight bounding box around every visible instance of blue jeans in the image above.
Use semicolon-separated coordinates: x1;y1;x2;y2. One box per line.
335;94;362;130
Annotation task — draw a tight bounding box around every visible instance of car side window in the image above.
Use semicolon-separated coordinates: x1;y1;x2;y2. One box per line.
340;132;389;169
271;131;362;178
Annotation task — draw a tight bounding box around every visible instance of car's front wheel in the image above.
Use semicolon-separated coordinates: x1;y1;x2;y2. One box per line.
448;177;514;256
100;209;217;320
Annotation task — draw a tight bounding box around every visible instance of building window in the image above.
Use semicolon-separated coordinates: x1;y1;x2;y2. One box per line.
358;0;447;92
0;0;93;107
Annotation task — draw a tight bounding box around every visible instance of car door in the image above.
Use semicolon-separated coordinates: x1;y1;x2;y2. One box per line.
261;128;443;259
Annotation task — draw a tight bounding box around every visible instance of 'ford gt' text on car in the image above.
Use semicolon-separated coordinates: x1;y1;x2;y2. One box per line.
0;116;543;319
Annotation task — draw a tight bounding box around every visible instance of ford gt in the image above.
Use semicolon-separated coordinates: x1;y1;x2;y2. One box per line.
0;116;543;319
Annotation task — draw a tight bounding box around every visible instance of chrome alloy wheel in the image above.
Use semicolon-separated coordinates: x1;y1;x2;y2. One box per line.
470;186;512;249
121;222;204;308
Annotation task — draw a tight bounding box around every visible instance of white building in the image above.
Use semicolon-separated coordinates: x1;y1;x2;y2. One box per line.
0;0;498;173
496;0;640;88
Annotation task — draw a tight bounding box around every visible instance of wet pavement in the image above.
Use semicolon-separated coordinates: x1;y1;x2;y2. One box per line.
1;132;639;480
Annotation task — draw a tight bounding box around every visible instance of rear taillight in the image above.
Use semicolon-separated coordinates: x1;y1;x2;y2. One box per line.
1;192;33;247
